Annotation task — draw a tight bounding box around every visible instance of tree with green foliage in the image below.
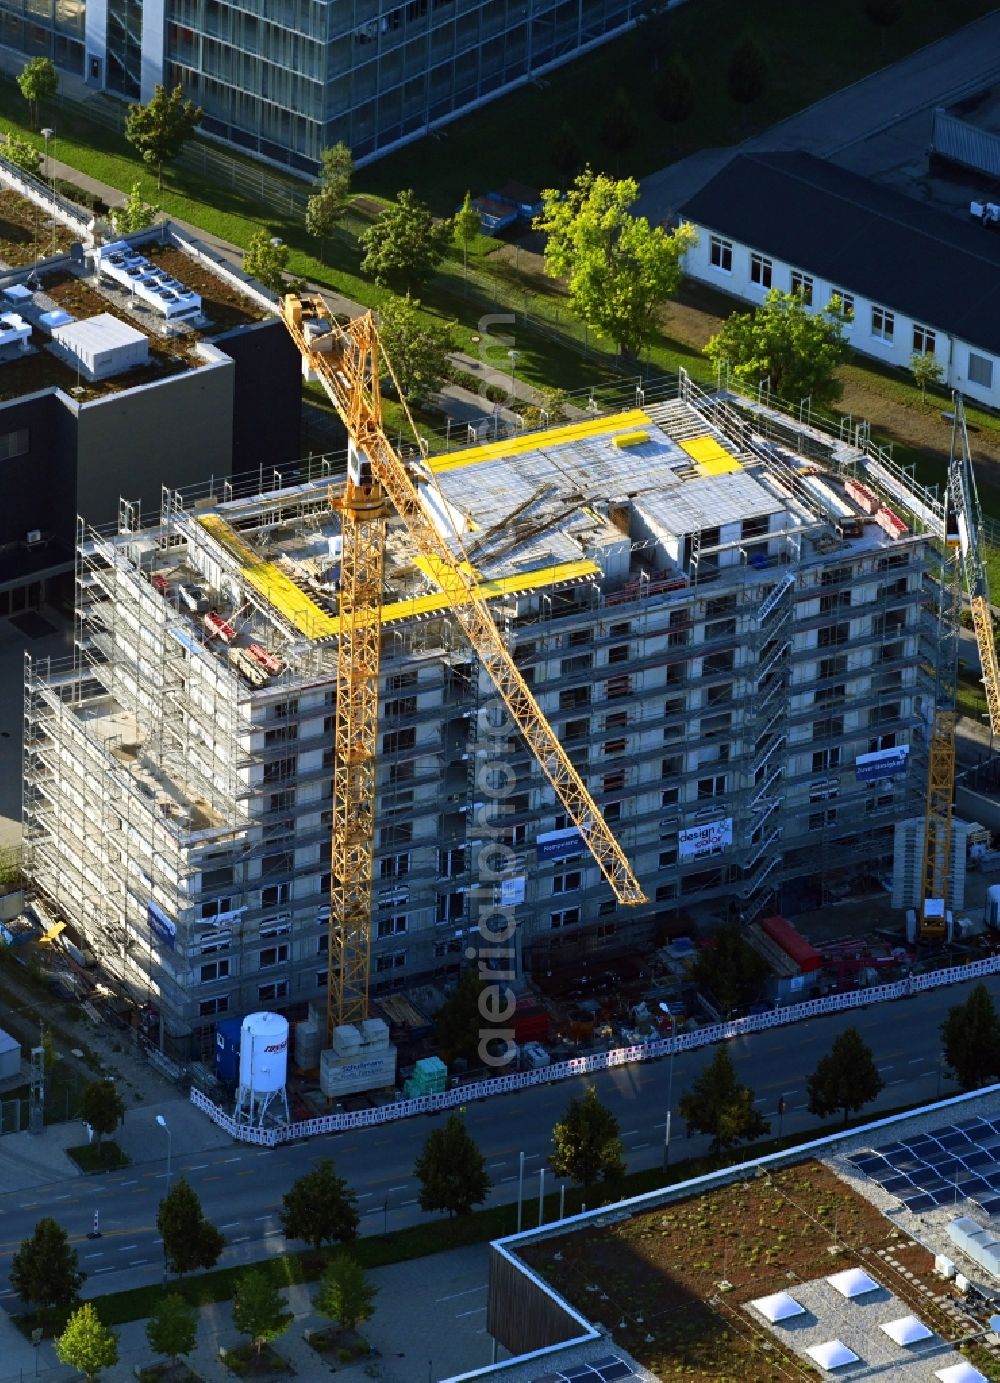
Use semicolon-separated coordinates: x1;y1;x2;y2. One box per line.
156;1178;225;1276
551;121;582;182
145;1293;198;1364
55;1303;117;1381
454;191;480;284
689;921;770;1016
910;350;944;402
10;1217;83;1312
279;1157;359;1252
550;1084;624;1191
305;142;353;259
315;1254;378;1332
125;83;202;189
807;1027;885;1125
232;1269;292;1358
600;90;637;166
242;228;290;293
704;289;848;406
941;983;1000;1091
78;1078;125;1147
434;967;487;1065
378;293;453;404
17;57;57;128
653;55;695;136
4;133;41;176
414;1114;491;1216
679;1045;769;1154
727;35;768;112
537;169;697;358
110;181;160;235
359;188;452;292
523;387;570;431
865;0;902;53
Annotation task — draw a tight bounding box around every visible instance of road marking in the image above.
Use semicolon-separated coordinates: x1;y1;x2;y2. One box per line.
401;1199;417;1206
221;1223;240;1230
83;1252;104;1259
889;1078;907;1086
623;1129;640;1136
264;1229;281;1237
254;1215;271;1222
189;1164;208;1170
19;1204;37;1210
94;1267;115;1275
880;1065;894;1072
120;1180;138;1187
501;1175;516;1183
51;1194;71;1201
232;1235;250;1243
118;1245;138;1252
237;1170;255;1177
908;1057;925;1065
630;1142;650;1151
357;1192;373;1200
222;1157;242;1164
456;1306;487;1318
437;1287;485;1303
203;1176;222;1182
387;1185;407;1193
487;1161;507;1169
129;1259;148;1266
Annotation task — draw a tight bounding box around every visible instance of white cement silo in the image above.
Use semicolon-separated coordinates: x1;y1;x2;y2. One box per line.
234;1011;290;1127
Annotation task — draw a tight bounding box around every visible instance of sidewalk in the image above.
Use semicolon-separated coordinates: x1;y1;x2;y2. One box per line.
0;1243;493;1383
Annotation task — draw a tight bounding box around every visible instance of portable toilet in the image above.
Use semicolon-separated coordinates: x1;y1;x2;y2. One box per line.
214;1016;242;1084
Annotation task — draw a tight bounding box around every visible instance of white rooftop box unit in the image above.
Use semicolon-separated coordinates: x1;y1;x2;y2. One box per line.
0;1026;20;1081
50;313;149;381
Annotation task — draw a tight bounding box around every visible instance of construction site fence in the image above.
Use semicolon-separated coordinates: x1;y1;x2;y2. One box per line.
189;951;1000;1146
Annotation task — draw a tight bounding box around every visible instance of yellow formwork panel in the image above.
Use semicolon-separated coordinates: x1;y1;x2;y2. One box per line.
380;557;600;625
612;430;649;449
426;409;651;474
245;563;339;640
679;434;743;476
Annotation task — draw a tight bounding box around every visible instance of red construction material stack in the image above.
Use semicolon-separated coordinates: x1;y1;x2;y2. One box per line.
845;478;879;515
875;505;909;539
761;914;823;973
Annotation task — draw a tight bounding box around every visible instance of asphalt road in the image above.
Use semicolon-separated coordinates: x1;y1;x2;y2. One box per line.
1;972;998;1304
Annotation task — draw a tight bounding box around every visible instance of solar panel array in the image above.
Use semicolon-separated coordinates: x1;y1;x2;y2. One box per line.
532;1356;637;1383
847;1116;1000;1215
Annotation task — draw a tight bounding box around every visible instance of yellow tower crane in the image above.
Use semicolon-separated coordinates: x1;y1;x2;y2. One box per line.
919;395;1000;939
281;296;646;1037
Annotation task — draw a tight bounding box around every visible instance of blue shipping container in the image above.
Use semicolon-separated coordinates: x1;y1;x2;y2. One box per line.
215;1017;242;1083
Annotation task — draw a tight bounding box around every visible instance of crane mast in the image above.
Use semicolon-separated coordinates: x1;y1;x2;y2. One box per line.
281;297;645;1037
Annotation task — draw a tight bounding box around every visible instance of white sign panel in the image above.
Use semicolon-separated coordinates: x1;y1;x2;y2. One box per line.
678;817;733;862
500;876;526;907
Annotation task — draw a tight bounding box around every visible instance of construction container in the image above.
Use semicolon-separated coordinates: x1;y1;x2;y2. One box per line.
512;1000;551;1046
320;1020;396;1098
0;1026;21;1081
214;1016;241;1084
294;1019;322;1071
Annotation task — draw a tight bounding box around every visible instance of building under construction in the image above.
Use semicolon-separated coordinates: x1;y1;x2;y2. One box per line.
23;376;949;1057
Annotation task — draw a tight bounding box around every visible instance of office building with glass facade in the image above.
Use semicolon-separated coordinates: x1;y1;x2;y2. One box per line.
0;0;646;169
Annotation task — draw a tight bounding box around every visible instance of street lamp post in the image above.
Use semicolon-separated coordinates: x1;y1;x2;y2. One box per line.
155;1113;172;1184
40;128;53;189
507;348;519;397
660;1003;676;1171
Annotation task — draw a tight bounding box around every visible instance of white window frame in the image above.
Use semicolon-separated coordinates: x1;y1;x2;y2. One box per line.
552;869;582;894
375;950;407;973
550;907;581;930
830;290;854;325
750;252;772;288
790;271;813;306
709;235;733;272
257;980;288;1002
376;914;407;939
259;942;289;969
912;324;936;355
871;305;894;342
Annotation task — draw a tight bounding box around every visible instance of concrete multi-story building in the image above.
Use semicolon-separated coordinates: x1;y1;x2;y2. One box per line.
23;379;942;1058
4;0;649;169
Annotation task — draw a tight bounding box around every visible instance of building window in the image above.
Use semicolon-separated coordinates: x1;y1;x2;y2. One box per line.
697;774;727;799
0;428;29;461
434;938;463;958
436;891;464;924
709;235;733;272
808;808;837;831
376;951;406;973
199;959;230;983
258;981;288;1002
376;914;407;939
871;306;894;342
790;271;813;306
199;995;230;1017
261;882;290;907
553;869;582;894
316;969;328;989
259;943;289;969
379;852;410;879
830;290;854;323
912;324;936;355
969;352;994;389
550;907;580;929
750;253;772;287
382;727;415;755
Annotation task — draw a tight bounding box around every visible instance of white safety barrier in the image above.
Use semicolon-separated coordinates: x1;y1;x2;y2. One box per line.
189;953;1000;1145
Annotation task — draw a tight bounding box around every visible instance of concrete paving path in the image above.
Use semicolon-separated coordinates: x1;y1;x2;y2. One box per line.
637;8;1000;223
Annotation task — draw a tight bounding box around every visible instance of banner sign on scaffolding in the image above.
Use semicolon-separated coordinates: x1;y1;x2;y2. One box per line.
678;817;733;861
855;745;909;782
